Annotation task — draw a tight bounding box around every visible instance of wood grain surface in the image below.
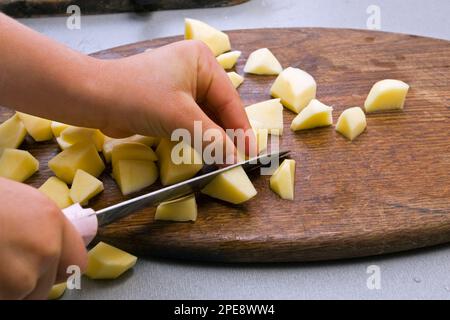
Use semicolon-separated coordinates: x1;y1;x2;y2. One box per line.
1;28;449;262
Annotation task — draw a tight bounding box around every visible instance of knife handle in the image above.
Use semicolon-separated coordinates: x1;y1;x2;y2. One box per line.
62;204;98;246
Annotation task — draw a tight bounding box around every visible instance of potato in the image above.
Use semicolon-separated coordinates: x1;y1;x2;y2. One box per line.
217;51;241;69
227;72;244;88
0;114;27;149
249;120;268;154
155;195;197;222
335;107;367;141
244;48;282;75
61;127;105;151
270;67;317;113
39;177;73;209
47;283;66;300
365;79;410;112
245;99;284;135
51;121;70;137
270;159;295;200
114;160;158;195
201;166;257;204
56;136;73;150
291;99;333;131
48;142;105;184
184;18;231;56
103;135;159;163
70;169;104;205
17;112;53;141
85;242;137;280
0;149;39;182
111;142;157;172
156;139;203;186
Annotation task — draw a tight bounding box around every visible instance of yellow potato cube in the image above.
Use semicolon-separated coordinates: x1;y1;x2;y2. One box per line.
51;121;70;137
0;114;27;149
291;99;333;131
184;18;231;56
335;107;367;141
155;195;197;222
270;67;317;113
114;160;158;195
47;283;66;300
0;149;39;182
103;135;159;163
244;48;282;75
70;169;104;205
56;136;73;150
270;159;295;200
85;242;137;280
111;142;157;168
217;51;241;69
61;127;105;151
364;79;410;112
48;142;105;184
39;177;73;209
156;139;203;186
245;99;284;135
201;166;257;204
227;72;244;89
17;112;53;141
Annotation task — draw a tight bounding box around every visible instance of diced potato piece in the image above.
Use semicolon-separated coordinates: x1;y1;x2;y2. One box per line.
201;166;257;204
111;142;157;169
61;127;105;151
335;107;367;141
270;67;317;113
244;48;282;75
0;114;27;149
0;149;39;182
156;139;203;186
51;121;70;137
155;195;197;222
291;99;333;131
227;72;244;89
364;79;410;112
39;177;73;209
245;99;284;135
114;160;158;195
184;18;231;56
47;283;66;300
217;51;241;69
270;159;295;200
85;242;137;280
56;136;73;150
70;169;104;205
48;143;105;184
17;112;53;141
103;135;159;163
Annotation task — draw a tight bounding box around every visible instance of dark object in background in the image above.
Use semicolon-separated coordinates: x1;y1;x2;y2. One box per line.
0;0;249;17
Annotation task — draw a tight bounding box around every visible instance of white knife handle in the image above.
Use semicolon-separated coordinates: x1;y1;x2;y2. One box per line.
62;204;98;246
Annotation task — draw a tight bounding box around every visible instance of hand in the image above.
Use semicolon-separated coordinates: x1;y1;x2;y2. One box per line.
0;178;87;299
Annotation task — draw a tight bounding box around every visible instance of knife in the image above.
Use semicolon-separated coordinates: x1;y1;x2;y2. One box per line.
62;150;290;246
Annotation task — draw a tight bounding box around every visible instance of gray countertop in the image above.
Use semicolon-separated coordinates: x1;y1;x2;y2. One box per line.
17;0;450;299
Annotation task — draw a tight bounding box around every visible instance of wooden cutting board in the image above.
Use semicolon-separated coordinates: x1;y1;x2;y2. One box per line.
1;28;449;262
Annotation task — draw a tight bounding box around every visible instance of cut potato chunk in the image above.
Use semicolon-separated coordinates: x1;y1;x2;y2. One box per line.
291;99;333;131
217;51;241;69
56;136;73;150
114;160;158;195
70;169;104;205
48;142;105;184
111;142;157;171
0;114;27;149
51;121;70;137
155;195;197;222
39;177;73;209
156;139;203;186
364;79;410;112
17;112;53;141
270;67;317;113
244;48;282;75
47;283;66;300
0;149;39;182
103;135;159;163
227;72;244;88
335;107;367;141
201;166;257;204
184;18;231;56
245;99;284;135
270;159;295;200
85;242;137;280
61;127;105;151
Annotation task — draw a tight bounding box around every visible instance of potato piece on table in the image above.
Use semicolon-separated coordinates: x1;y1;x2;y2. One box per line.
245;99;284;135
0;114;27;149
114;159;158;195
61;127;105;151
102;135;159;163
17;112;52;141
39;177;73;209
244;48;282;75
70;169;104;205
51;121;70;137
291;99;333;131
111;142;157;174
270;159;295;200
227;72;244;89
364;79;410;112
335;107;367;141
217;51;241;69
0;149;39;182
47;283;67;300
155;195;197;222
56;136;73;150
184;18;231;56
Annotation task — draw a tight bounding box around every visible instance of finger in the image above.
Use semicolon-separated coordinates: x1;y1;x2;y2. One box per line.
24;262;58;300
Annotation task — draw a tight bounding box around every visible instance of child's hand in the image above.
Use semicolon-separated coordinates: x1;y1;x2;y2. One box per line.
0;178;87;299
